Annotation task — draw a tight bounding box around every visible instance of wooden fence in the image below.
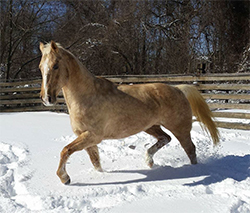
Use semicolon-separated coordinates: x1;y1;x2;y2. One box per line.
0;73;249;130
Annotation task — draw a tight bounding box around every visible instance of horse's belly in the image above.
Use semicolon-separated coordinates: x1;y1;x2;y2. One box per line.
103;110;158;139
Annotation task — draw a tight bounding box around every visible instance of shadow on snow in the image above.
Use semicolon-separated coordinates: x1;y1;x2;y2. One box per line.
71;155;250;187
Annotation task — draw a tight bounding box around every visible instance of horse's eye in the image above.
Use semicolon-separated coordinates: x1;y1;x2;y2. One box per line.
53;63;59;70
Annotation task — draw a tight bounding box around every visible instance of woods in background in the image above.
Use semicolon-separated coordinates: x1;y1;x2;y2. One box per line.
0;0;249;81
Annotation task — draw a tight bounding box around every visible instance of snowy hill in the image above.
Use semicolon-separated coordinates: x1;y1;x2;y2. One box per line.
0;112;249;212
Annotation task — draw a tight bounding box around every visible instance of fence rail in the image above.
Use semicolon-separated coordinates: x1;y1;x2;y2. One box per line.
1;73;249;130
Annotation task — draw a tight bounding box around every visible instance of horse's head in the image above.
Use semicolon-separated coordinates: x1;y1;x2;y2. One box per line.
39;41;68;106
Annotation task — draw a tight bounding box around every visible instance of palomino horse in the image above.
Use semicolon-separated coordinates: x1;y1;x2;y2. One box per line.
39;41;219;185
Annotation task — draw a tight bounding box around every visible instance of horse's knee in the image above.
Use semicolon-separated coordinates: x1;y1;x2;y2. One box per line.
61;146;71;158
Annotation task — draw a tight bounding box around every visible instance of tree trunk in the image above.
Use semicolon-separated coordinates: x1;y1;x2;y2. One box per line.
6;0;13;81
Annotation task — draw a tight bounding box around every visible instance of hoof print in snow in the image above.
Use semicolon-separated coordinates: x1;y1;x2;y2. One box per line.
128;145;136;150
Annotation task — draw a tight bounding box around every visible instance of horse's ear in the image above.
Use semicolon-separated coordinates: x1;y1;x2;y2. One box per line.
39;42;44;53
50;41;58;53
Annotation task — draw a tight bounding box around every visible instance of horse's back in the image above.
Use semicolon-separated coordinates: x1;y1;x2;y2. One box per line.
118;83;187;109
118;83;192;130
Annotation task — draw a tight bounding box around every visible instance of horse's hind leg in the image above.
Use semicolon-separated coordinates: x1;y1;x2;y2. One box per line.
181;135;197;165
174;132;197;165
86;145;103;172
145;125;171;168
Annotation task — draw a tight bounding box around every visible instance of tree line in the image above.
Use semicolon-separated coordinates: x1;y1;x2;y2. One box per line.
0;0;249;81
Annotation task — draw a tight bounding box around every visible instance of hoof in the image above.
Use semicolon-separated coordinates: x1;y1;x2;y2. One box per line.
147;161;154;168
64;178;71;185
96;167;104;172
190;155;198;165
191;159;198;165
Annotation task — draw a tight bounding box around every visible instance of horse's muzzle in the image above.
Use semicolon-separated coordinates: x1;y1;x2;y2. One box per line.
41;94;56;106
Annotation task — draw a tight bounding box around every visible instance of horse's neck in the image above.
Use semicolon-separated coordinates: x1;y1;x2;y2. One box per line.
62;55;96;106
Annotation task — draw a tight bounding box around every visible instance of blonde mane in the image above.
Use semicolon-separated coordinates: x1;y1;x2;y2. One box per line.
42;42;63;55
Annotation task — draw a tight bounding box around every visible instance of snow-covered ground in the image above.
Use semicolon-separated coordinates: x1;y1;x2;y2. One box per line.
0;112;249;213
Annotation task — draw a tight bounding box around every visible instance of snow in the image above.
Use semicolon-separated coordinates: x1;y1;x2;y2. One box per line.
0;112;249;213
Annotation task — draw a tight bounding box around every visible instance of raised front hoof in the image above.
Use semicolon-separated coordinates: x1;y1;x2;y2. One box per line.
64;178;71;185
57;172;71;185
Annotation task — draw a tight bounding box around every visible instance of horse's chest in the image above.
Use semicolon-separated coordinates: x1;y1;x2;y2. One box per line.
69;107;106;136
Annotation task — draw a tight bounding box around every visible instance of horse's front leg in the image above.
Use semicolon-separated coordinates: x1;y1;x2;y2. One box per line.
86;145;103;172
56;131;101;185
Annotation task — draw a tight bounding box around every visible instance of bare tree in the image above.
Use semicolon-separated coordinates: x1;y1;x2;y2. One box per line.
0;0;64;81
1;0;249;81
